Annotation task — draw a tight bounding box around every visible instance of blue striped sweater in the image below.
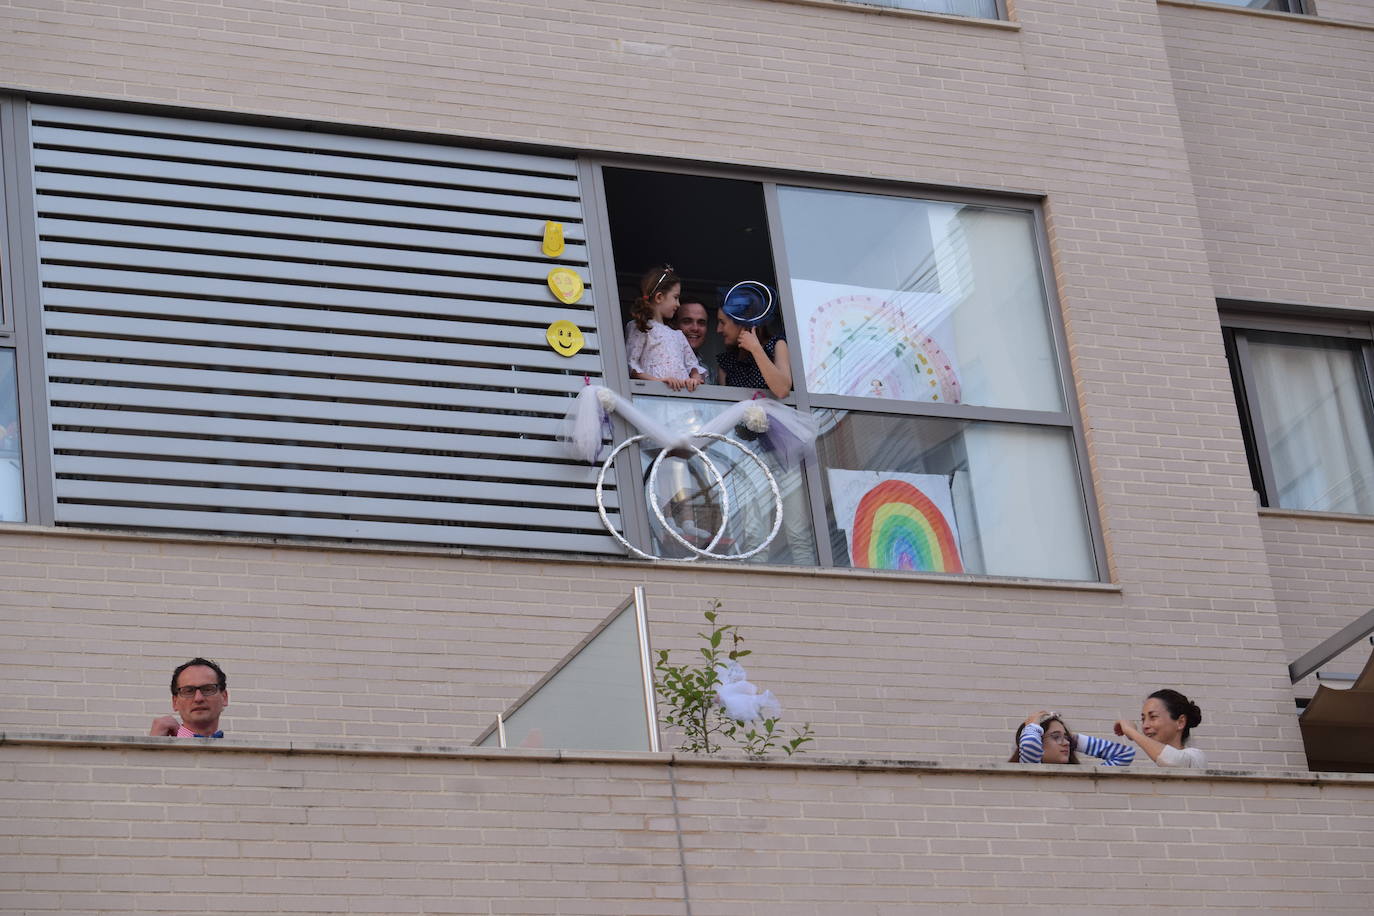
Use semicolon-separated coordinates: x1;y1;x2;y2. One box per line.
1018;722;1136;766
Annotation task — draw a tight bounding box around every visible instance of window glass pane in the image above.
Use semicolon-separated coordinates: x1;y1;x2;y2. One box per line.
1194;0;1297;11
816;410;1096;580
1247;331;1374;514
1;350;23;522
632;396;817;566
866;0;999;17
777;187;1063;412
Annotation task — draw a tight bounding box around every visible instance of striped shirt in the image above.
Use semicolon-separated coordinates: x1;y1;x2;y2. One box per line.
175;724;224;738
1019;722;1135;766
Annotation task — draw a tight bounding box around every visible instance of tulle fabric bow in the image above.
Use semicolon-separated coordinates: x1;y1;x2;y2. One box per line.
713;661;783;723
556;384;817;467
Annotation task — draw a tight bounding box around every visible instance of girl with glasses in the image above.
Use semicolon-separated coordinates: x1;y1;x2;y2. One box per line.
1010;709;1135;766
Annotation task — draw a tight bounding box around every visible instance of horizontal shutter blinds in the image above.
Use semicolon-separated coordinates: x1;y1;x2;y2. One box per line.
32;104;618;553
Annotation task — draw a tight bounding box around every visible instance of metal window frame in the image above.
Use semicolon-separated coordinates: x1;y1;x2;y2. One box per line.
1189;0;1312;13
582;156;1107;580
0;95;54;526
1221;307;1374;513
847;0;1009;19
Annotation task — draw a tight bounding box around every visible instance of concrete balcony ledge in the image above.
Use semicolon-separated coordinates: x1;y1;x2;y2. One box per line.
7;731;1373;786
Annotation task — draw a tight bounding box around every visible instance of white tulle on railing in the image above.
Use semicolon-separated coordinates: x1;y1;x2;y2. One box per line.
558;384;819;561
556;384;818;466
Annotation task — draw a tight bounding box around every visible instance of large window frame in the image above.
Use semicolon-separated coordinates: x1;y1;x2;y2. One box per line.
1223;308;1374;515
585;159;1106;580
765;0;1009;21
0;92;1104;577
0;94;50;526
1187;0;1312;15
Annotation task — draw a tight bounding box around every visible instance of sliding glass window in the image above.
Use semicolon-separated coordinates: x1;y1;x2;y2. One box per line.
1225;316;1374;515
597;168;1101;581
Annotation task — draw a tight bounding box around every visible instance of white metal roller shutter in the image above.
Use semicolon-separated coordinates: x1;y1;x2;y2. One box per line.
31;104;618;553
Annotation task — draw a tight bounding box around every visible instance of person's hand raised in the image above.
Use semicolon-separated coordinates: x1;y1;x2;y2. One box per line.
737;328;764;356
149;715;180;736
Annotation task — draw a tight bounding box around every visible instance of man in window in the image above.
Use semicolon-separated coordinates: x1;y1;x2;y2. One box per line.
150;657;229;738
674;300;710;355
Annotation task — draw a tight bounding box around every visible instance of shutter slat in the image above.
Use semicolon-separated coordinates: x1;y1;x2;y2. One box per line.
42;242;596;308
46;359;588;417
33;124;580;198
53;454;619;509
46;336;596;390
31;104;579;177
55;479;612;528
45;312;602;373
50;407;590;471
36;198;589;260
55;479;607;530
43;292;601;351
35;173;586;241
53;506;619;553
47;383;571;438
35;150;584;220
42;272;595;325
40;219;589;283
50;430;600;484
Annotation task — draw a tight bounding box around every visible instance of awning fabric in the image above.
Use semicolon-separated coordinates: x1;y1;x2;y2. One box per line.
1300;651;1374;773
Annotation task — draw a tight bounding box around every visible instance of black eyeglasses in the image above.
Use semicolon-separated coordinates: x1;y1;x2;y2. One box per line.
173;683;223;698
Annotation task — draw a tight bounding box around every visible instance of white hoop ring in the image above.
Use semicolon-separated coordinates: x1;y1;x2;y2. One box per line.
595;435;729;561
647;433;782;562
645;439;731;560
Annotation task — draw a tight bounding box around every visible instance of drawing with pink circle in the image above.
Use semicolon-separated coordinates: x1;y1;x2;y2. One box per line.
802;292;961;403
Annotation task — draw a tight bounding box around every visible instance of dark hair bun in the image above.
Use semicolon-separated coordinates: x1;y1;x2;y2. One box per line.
1186;702;1202;728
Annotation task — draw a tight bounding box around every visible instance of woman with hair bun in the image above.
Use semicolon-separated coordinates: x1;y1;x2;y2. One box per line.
1114;689;1205;768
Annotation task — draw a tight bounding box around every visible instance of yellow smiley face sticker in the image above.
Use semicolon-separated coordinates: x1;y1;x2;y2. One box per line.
547;267;584;305
545;320;585;357
541;221;565;258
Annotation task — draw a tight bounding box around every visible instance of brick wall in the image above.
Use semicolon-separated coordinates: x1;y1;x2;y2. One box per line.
3;737;1373;914
1261;512;1374;694
0;525;1306;769
1161;2;1374;311
0;0;1352;774
1312;0;1373;26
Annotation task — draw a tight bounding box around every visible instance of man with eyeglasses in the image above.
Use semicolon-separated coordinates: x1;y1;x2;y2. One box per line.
149;657;229;738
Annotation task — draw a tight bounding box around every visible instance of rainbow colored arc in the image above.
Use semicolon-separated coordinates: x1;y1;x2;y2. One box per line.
850;479;962;572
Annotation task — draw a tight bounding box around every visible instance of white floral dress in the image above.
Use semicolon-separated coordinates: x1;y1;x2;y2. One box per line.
626;320;706;381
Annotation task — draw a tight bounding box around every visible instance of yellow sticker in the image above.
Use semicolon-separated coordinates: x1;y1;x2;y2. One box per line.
545;320;585;357
547;267;584;305
542;221;565;258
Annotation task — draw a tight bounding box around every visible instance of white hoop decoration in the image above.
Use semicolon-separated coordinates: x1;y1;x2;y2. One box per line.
646;433;783;562
595;435;729;561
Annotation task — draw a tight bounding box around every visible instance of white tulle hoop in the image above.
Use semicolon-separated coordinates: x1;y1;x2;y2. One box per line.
563;384;804;561
646;433;781;562
595;435;729;561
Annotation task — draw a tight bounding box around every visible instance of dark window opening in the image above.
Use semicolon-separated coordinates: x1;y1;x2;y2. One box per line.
602;168;779;384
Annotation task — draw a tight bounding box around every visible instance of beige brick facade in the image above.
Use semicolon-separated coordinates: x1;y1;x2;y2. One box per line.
2;0;1373;909
3;737;1373;914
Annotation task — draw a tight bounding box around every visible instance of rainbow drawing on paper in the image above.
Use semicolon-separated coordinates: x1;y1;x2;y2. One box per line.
828;469;963;573
792;280;961;404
